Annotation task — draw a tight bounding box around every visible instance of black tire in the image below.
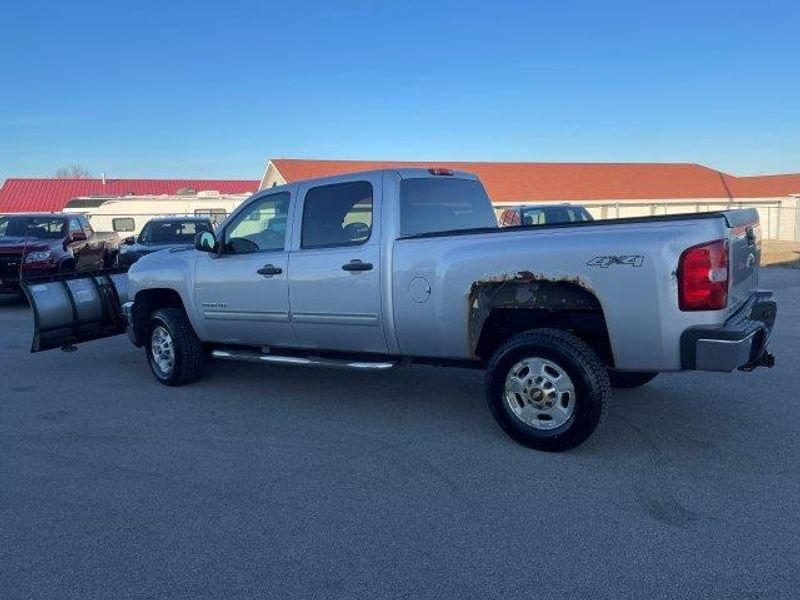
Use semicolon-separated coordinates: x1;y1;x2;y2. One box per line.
145;307;204;386
608;370;658;389
485;328;610;452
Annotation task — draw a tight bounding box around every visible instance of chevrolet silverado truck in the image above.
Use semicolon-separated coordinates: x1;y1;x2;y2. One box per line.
0;212;120;295
22;168;776;451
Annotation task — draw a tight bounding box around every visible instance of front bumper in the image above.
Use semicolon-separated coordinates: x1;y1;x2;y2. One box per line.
117;253;141;269
0;277;21;292
681;291;776;372
0;255;22;290
2;267;58;292
122;301;140;346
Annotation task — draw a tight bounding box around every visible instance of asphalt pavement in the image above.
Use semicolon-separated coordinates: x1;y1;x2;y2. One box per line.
1;268;798;599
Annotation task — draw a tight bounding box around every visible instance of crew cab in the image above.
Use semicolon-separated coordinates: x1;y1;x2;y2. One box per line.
118;216;214;269
23;169;777;451
0;213;119;294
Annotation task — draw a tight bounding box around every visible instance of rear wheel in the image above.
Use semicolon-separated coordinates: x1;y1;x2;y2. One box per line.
485;329;610;452
145;307;204;386
608;370;658;388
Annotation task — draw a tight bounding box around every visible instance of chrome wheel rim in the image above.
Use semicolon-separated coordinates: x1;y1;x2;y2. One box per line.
504;356;576;430
150;325;175;374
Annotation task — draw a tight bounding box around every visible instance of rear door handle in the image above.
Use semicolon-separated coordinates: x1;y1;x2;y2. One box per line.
342;260;373;272
257;264;282;276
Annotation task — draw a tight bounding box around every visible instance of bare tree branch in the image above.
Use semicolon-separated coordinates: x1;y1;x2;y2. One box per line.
55;163;92;178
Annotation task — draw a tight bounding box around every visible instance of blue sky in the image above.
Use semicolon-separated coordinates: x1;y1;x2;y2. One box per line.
1;0;798;182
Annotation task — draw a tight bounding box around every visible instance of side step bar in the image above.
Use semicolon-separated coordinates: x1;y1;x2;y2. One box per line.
210;349;397;370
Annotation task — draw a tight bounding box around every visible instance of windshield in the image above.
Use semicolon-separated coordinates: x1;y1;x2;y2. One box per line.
400;178;498;237
139;220;212;244
0;216;66;239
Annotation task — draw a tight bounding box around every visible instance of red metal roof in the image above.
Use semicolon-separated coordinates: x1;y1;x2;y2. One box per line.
271;159;800;202
724;173;800;198
0;178;260;213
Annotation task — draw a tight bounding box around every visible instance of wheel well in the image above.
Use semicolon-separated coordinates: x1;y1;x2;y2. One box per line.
131;288;184;345
471;279;614;367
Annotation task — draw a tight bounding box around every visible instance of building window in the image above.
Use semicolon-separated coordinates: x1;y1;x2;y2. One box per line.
112;218;135;232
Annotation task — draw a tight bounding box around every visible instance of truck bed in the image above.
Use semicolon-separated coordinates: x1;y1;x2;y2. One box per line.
392;207;760;370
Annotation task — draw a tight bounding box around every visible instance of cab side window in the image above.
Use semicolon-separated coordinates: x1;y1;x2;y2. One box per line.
223;192;290;254
69;219;83;236
301;181;372;249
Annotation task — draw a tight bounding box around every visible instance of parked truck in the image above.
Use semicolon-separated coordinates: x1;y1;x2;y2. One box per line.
23;169;776;451
117;216;214;269
498;203;593;227
1;213;120;295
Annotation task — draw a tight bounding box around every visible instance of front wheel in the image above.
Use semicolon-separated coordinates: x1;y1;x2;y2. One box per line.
145;307;204;386
485;329;610;452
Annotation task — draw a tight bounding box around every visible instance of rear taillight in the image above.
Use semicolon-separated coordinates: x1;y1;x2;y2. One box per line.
678;239;729;311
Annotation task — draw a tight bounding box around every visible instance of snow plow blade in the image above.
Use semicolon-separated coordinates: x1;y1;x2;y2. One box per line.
21;270;129;352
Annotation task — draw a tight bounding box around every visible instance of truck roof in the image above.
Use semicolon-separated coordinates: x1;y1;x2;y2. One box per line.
0;212;70;218
514;203;583;208
265;167;480;194
144;215;212;222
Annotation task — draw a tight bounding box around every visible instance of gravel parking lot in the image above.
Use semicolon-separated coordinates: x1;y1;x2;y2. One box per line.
1;268;798;600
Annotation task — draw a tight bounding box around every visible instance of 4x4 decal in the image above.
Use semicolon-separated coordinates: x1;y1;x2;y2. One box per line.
587;255;644;268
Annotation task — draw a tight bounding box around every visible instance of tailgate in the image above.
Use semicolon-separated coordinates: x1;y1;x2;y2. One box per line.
723;208;761;310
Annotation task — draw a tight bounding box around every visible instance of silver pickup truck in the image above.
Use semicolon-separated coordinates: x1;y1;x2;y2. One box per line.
24;168;777;451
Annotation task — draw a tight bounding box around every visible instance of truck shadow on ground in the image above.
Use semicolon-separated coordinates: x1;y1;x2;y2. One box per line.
193;357;744;457
1;290;767;459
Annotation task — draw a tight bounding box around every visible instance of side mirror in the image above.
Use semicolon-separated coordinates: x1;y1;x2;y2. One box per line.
195;231;217;253
70;230;87;242
123;235;136;245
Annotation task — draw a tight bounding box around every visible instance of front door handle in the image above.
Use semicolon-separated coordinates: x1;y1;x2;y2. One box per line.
342;260;373;272
257;264;282;276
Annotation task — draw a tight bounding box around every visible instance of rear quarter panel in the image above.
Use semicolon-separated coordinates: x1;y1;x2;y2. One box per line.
392;218;731;371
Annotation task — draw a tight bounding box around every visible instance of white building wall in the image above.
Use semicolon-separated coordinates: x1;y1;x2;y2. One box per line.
259;161;287;190
494;196;798;240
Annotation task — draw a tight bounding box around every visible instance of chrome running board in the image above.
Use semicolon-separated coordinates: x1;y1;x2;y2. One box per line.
210;349;397;370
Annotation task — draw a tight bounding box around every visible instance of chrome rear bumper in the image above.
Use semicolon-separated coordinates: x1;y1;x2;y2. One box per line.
681;291;776;372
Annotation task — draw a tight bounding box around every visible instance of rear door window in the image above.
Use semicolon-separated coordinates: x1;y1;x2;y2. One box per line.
301;181;373;248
